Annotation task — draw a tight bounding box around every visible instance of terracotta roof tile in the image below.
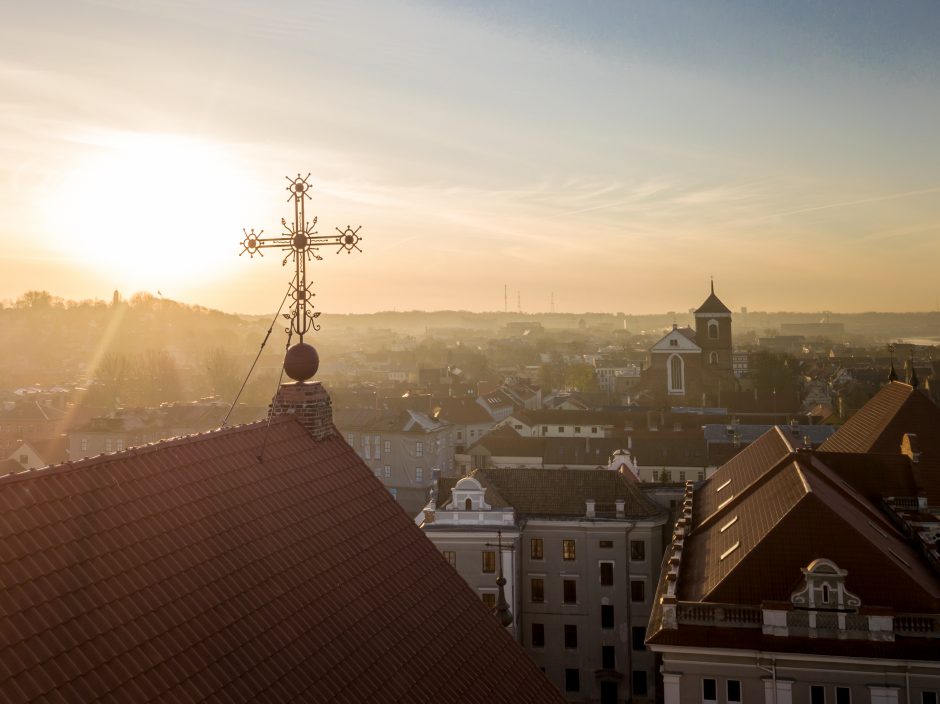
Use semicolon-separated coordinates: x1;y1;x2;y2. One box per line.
0;416;563;703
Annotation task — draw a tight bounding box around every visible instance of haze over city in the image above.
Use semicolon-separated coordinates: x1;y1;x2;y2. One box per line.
2;0;939;315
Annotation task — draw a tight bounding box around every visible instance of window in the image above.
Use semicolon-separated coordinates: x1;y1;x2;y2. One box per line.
564;624;578;648
565;669;580;693
415;467;423;482
708;320;719;339
465;498;473;510
728;680;742;703
531;578;544;603
558;426;564;433
362;437;370;460
601;604;614;629
456;430;463;440
563;579;577;604
116;439;124;451
443;551;456;567
105;439;112;452
574;426;581;434
602;645;616;670
679;471;686;481
591;426;598;434
600;561;614;586
481;592;496;609
709;351;719;365
632;626;646;650
384;440;391;453
704;678;717;703
670;339;678;347
836;688;850;704
541;426;548;434
347;433;355;444
633;671;648;697
630;540;646;561
822;584;831;604
563;539;576;560
482;551;496;573
923;694;938;704
383;465;391;478
669;354;684;392
599;540;613;549
531;538;544;560
415;442;423;457
811;686;826;704
631;580;645;602
531;623;545;648
81;438;88;452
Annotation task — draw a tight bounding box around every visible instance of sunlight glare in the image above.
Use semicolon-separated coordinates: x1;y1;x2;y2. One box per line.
45;133;258;292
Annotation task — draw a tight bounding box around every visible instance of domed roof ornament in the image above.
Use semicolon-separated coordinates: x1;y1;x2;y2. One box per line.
240;174;363;382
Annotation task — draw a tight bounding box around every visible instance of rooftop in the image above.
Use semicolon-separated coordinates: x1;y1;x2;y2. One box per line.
0;416;562;703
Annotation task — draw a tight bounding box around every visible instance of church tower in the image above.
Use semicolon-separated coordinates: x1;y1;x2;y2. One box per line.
694;281;733;372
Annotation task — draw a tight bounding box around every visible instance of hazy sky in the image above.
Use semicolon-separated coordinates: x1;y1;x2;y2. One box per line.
2;0;939;315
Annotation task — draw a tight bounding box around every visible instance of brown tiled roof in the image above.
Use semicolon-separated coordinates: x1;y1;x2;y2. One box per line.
820;381;940;503
819;382;923;452
813;451;920;504
681;456;940;612
693;427;795;525
469;428;544;458
0;417;563;703
437;467;665;519
434;398;494;425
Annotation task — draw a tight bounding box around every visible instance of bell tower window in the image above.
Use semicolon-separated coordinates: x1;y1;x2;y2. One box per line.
708;320;719;339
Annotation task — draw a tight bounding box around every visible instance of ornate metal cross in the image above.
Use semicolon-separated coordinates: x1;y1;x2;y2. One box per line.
239;174;362;342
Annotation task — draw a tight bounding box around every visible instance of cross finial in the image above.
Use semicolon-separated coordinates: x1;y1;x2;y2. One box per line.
240;174;363;381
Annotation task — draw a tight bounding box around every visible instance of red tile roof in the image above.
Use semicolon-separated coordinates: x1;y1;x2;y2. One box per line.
0;417;563;703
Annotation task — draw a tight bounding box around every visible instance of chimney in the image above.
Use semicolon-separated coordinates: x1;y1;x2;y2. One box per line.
270;381;335;441
615;499;625;518
586;499;596;518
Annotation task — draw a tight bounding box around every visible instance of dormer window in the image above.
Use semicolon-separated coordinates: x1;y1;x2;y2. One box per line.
669;339;678;347
465;498;472;511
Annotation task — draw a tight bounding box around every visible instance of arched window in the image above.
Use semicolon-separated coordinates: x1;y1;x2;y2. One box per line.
708;320;719;339
465;497;472;511
668;354;685;393
709;351;719;365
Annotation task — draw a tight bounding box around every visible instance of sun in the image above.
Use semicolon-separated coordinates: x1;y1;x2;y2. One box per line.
43;132;259;292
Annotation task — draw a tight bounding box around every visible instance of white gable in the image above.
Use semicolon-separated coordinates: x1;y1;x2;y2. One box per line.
651;327;701;353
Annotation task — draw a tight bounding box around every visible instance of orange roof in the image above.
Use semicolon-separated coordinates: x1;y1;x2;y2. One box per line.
0;417;562;703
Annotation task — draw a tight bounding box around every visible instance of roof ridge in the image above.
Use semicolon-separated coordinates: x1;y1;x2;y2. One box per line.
0;416;299;484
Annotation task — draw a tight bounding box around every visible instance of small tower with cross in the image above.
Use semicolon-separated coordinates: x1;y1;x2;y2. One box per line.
241;174;363;441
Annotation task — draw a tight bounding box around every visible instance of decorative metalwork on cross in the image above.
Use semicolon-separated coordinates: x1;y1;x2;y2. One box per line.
239;174;363;342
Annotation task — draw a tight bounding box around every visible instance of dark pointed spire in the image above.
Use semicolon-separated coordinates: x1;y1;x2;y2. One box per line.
888;344;898;382
909;351;920;389
711;276;715;295
492;530;513;627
